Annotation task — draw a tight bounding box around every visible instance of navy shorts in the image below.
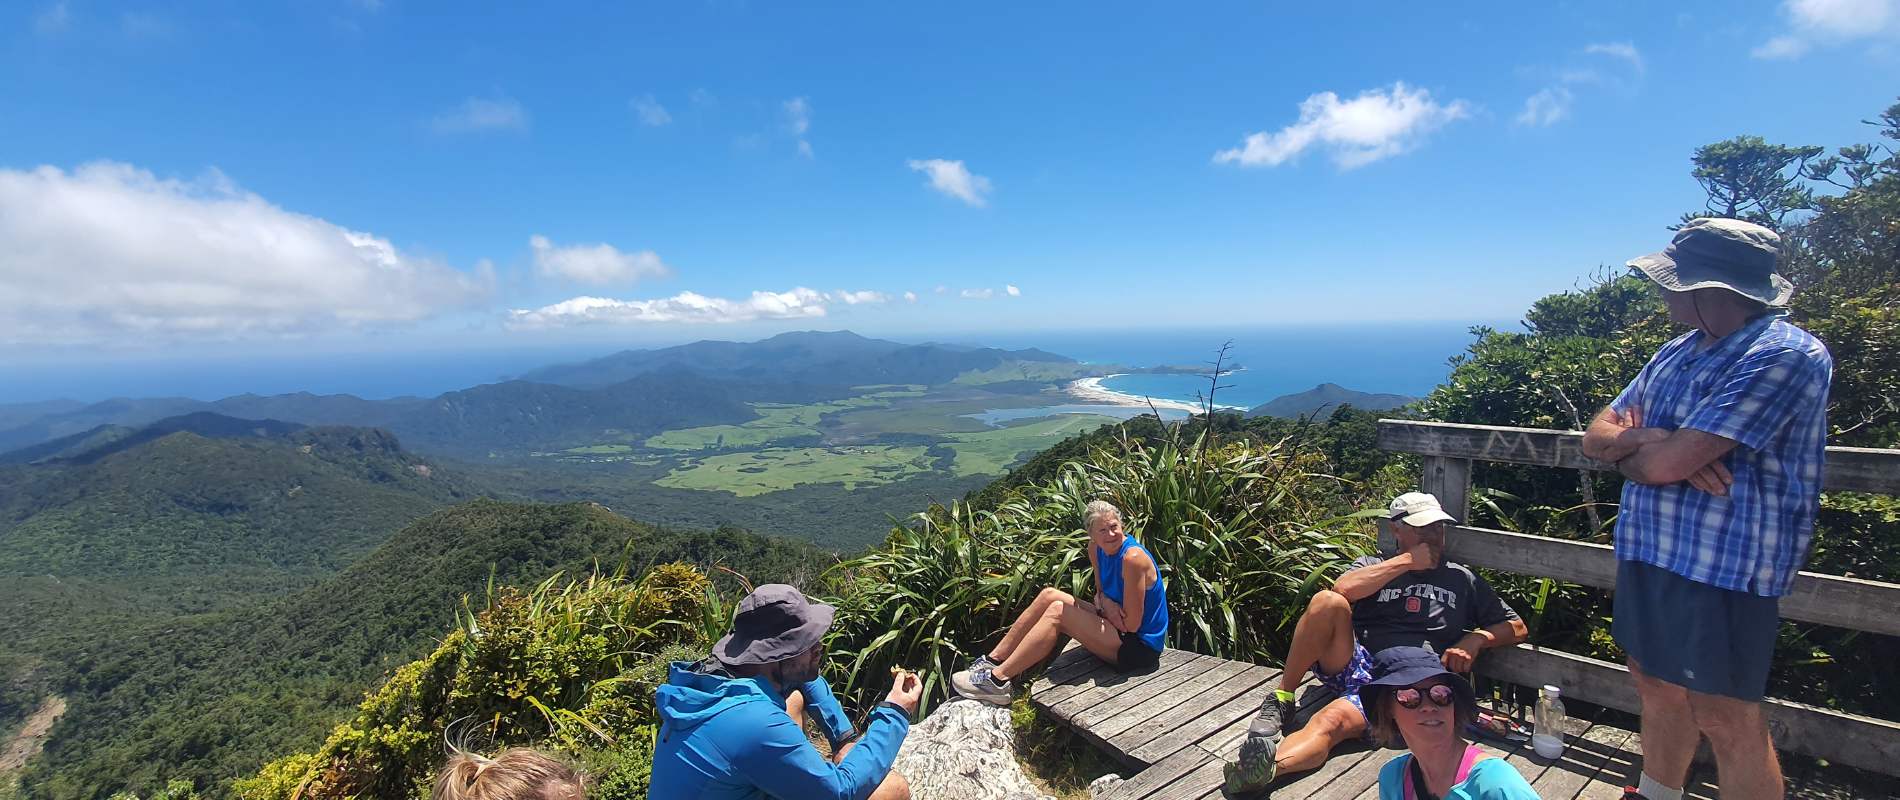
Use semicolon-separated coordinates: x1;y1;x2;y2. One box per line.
1113;632;1162;673
1613;559;1780;701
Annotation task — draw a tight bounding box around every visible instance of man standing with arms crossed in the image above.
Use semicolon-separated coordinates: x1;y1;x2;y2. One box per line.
1581;217;1832;800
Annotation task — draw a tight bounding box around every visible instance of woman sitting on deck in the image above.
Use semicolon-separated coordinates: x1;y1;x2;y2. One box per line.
950;499;1168;705
1359;647;1540;800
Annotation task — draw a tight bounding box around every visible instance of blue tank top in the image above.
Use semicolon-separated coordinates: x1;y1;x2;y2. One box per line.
1098;537;1168;652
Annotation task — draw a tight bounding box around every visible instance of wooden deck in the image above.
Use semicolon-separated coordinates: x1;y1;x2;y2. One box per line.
1029;645;1725;800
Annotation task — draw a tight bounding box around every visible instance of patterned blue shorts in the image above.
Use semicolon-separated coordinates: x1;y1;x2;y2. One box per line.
1311;642;1375;734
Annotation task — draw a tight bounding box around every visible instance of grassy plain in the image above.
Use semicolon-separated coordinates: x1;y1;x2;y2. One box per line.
941;414;1120;474
645;388;926;451
655;445;937;496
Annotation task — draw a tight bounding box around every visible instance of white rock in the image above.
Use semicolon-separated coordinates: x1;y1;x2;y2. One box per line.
1087;773;1126;799
892;698;1054;800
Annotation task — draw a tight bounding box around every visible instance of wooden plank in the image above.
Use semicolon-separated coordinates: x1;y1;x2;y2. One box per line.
1027;641;1098;694
1301;746;1389;800
1108;665;1275;758
1372;520;1900;638
1136;746;1226;800
1532;720;1635;800
1269;746;1382;800
1091;659;1259;741
1479;644;1900;777
1376;419;1900;495
1419;454;1473;522
1125;674;1279;764
1047;648;1199;720
1099;746;1216;800
1034;660;1118;708
1071;654;1222;730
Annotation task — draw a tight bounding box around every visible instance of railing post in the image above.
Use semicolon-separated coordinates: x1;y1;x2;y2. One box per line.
1419;454;1472;523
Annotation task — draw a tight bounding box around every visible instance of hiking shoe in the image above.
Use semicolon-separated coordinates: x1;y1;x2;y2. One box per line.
970;653;999;673
1245;693;1298;742
1222;733;1278;796
951;666;1012;705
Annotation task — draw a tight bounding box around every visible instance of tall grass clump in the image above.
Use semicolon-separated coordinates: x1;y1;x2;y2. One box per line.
234;563;712;800
825;429;1378;712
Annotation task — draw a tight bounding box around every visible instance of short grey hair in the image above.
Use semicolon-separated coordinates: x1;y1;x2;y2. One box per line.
1083;500;1123;530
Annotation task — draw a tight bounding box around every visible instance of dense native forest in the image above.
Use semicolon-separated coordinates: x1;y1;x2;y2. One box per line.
0;99;1893;800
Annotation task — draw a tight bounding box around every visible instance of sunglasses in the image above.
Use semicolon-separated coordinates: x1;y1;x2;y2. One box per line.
1393;683;1456;710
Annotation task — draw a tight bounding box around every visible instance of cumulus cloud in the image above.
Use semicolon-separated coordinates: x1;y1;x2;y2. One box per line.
830;290;889;305
1583;41;1646;74
907;159;993;206
507;288;828;328
903;291;918;303
433;95;528;134
529;235;670;286
960;288;996;299
1755;0;1899;59
1005;284;1021;297
1515;87;1574;127
0;162;489;345
631;94;672;127
784;97;813;157
1213;83;1469;170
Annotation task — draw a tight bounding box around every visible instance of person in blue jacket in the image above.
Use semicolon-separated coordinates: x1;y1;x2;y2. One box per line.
650;584;923;800
950;499;1168;705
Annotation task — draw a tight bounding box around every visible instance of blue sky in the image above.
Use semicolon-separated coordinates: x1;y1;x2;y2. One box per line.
2;1;1898;377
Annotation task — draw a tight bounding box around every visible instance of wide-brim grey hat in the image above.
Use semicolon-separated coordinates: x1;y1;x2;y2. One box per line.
714;584;836;666
1627;217;1794;306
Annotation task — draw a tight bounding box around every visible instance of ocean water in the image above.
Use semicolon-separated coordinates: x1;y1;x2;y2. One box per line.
982;323;1489;411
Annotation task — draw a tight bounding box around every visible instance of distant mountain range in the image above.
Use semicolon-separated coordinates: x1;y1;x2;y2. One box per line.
520;329;1074;388
0;331;1082;458
1246;383;1416;419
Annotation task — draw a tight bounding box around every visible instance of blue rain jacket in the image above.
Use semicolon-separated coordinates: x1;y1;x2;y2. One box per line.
649;660;910;800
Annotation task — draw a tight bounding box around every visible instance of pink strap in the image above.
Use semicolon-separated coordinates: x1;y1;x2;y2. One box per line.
1455;744;1485;783
1404;747;1487;800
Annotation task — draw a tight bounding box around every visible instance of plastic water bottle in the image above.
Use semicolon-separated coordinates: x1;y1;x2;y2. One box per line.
1532;684;1567;758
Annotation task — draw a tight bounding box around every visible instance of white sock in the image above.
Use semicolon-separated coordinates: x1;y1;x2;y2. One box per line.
1638;772;1684;800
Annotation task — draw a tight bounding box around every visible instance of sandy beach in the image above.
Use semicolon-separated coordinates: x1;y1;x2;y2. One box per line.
1065;375;1206;413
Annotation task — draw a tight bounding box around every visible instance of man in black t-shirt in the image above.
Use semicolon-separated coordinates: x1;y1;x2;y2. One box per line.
1224;492;1528;795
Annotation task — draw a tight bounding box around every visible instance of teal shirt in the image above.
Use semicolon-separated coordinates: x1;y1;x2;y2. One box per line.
1097;537;1168;651
1376;755;1540;800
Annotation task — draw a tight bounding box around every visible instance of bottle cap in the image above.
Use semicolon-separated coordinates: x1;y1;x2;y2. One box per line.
1543;684;1561;696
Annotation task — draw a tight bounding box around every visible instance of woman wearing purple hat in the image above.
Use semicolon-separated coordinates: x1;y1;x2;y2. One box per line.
1359;647;1540;800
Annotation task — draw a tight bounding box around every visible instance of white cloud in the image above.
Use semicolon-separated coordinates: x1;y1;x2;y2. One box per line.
529;235;669;286
906;159;993;206
903;291;918;303
1515;87;1573;127
631;94;672;127
1213;82;1470;170
0;162;489;345
507;288;829;328
960;288;996;299
1005;284;1021;297
830;290;889;305
1583;41;1646;74
1755;0;1899;59
432;95;528;134
933;285;948;295
785;97;813;157
34;2;69;35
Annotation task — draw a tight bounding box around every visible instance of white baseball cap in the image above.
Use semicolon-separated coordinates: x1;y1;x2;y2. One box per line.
1387;491;1456;527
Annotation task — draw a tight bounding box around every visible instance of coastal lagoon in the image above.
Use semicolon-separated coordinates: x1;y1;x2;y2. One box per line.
964;404;1191;426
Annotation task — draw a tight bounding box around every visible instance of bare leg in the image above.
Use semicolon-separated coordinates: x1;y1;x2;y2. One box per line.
831;740;913;800
1630;658;1699;792
994;591;1120;682
1278;590;1356;692
1690;690;1782;800
1273;697;1366;775
988;587;1072;663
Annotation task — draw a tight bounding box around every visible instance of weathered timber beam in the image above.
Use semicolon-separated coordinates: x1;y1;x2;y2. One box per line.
1376;419;1900;494
1376;520;1900;638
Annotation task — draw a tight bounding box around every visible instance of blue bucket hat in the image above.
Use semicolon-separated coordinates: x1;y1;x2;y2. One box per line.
1357;646;1477;729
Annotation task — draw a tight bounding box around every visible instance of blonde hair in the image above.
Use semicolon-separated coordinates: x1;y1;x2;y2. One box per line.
1083;500;1122;530
433;748;586;800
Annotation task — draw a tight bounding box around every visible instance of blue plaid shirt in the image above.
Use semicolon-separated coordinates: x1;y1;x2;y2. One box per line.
1610;313;1832;597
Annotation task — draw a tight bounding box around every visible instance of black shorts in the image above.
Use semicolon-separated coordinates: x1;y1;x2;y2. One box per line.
1114;632;1162;673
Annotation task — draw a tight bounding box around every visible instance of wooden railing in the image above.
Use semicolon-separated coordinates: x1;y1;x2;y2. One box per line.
1375;419;1900;776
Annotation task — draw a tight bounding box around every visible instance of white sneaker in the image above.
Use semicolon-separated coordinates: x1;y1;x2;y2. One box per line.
950;666;1012;705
